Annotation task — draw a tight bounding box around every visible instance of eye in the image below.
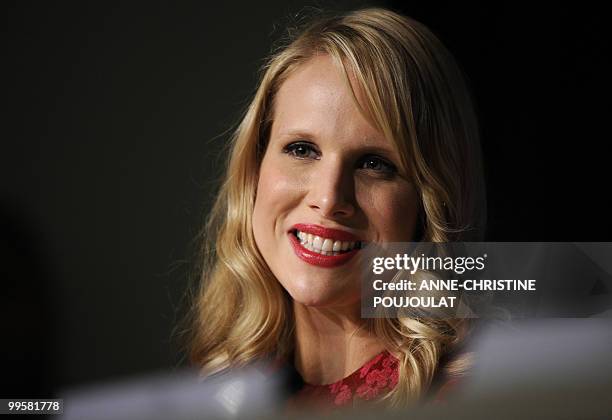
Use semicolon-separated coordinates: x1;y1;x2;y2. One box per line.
358;155;397;176
283;141;320;160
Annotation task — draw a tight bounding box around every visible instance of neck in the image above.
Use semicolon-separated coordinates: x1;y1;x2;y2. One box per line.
293;301;386;385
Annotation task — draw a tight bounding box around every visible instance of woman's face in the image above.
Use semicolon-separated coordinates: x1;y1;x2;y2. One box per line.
252;55;419;309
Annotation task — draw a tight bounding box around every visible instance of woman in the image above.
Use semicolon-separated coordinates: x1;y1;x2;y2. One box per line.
187;7;486;410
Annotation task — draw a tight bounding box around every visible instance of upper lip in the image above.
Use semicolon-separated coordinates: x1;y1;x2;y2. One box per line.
290;223;361;242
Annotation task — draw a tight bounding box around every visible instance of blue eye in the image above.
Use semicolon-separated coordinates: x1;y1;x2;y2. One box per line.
359;155;397;175
283;142;320;160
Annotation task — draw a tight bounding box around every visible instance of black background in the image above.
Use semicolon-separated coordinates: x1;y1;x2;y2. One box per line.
1;0;608;397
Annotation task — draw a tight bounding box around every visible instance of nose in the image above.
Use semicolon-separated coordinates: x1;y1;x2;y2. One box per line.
307;157;356;219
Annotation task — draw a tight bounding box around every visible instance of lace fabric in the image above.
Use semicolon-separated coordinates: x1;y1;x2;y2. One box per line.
286;350;400;410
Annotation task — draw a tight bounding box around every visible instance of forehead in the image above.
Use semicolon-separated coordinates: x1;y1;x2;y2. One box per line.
270;55;389;149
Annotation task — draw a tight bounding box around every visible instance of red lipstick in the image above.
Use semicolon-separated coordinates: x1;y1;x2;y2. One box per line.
292;223;360;242
288;224;361;268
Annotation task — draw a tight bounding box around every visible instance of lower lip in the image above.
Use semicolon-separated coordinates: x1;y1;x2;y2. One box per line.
288;233;359;268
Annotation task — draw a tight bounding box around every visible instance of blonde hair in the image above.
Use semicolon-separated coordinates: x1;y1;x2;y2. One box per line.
187;8;486;407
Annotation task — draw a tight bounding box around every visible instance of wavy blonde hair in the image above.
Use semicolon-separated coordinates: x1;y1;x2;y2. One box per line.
187;8;486;407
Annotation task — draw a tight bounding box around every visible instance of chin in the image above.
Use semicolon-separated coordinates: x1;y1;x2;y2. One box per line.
291;292;336;308
281;276;360;308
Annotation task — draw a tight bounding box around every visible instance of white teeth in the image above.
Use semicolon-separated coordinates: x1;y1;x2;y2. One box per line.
322;238;333;252
294;230;361;255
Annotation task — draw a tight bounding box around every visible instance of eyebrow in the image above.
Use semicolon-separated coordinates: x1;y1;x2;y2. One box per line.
276;129;317;140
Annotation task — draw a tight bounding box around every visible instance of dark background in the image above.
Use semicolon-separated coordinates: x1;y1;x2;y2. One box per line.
1;0;608;397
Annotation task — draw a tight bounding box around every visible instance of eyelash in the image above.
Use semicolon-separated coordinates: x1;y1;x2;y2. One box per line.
359;155;397;176
282;141;320;160
282;141;398;176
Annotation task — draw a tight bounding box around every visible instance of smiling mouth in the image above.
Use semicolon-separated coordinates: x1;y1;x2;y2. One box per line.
287;224;365;268
290;229;364;256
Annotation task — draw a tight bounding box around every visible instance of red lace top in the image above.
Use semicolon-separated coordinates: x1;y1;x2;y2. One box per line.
286;350;460;412
287;350;398;411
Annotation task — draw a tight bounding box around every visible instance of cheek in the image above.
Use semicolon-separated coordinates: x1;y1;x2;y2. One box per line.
357;182;419;242
252;159;305;245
